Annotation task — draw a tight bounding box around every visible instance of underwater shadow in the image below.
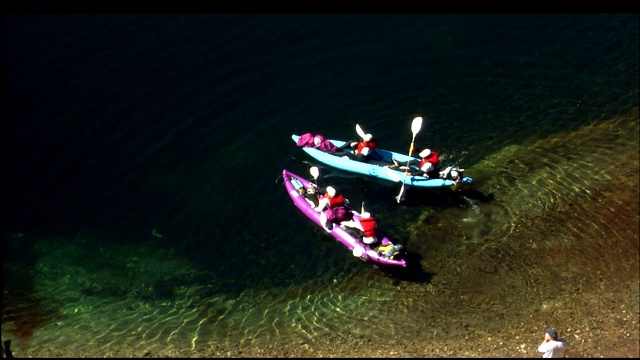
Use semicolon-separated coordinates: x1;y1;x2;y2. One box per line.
377;249;434;284
398;186;494;208
2;233;65;343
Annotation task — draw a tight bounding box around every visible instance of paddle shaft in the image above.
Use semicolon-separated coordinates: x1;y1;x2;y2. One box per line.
408;135;417;156
401;116;424;192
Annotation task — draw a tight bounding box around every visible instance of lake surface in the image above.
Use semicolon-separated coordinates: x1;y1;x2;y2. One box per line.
2;13;638;357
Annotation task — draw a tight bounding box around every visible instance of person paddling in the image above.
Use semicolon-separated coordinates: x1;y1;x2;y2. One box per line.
335;124;379;162
314;186;353;231
340;211;378;245
391;148;440;178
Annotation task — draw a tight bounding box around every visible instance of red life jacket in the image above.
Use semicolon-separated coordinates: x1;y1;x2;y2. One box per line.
356;140;377;154
360;216;377;237
326;194;345;207
419;151;439;169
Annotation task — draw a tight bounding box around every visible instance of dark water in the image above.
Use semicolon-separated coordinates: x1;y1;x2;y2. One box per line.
2;14;638;356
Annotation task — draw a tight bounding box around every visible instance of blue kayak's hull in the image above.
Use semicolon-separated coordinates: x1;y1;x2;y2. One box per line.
292;134;471;188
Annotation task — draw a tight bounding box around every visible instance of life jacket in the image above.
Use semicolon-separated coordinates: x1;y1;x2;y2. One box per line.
360;216;377;238
355;139;377;154
419;151;439;170
326;193;345;207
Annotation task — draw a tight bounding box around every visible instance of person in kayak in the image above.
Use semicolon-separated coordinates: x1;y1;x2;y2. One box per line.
391;148;440;178
295;132;338;152
378;242;403;260
438;165;465;184
314;186;353;231
340;211;378;246
334;133;380;162
291;177;322;207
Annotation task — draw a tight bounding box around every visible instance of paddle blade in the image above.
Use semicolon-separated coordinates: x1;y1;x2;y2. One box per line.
310;166;320;179
355;124;367;139
411;117;423;135
395;183;405;203
385;167;402;182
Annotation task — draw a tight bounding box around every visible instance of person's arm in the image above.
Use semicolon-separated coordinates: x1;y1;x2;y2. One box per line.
340;220;363;231
538;339;551;353
314;198;329;212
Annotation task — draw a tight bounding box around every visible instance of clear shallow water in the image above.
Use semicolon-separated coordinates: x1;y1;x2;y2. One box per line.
2;14;638;357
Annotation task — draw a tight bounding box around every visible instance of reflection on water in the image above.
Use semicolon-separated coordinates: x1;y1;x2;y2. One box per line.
3;110;638;357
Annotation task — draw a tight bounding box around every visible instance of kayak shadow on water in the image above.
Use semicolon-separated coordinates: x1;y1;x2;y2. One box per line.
398;186;494;208
377;248;435;284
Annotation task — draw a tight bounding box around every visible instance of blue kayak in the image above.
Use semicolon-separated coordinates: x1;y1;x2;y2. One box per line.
292;134;472;188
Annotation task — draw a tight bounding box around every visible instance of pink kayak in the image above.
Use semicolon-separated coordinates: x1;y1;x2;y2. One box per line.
282;169;407;268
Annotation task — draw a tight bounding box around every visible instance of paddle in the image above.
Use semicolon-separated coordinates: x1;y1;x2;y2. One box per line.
407;116;423;165
396;117;424;202
386;167;405;203
310;166;320;187
355;124;367;140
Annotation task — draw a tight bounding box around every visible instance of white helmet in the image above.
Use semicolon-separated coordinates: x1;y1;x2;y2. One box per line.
313;136;322;146
361;212;371;218
363;133;373;141
450;170;459;179
363;236;376;244
419;149;431;158
326;186;336;197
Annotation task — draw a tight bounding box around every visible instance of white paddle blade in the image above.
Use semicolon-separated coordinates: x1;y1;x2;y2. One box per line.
385;166;402;182
411;116;423;135
395;183;405;203
355;124;367;139
310;166;320;179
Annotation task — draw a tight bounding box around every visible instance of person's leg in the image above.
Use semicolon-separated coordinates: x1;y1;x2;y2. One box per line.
336;140;357;151
342;226;362;239
325;209;341;230
304;192;319;207
333;150;355;158
320;211;333;231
